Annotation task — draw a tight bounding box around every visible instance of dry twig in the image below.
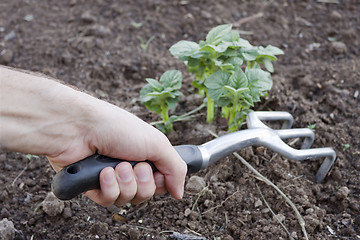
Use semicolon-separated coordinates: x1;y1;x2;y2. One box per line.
256;184;295;240
206;130;309;239
233;12;264;27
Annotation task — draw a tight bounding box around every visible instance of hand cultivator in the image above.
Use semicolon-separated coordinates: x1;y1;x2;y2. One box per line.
52;111;336;200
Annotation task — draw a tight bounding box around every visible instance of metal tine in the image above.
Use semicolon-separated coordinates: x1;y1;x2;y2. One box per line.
247;111;294;129
247;111;314;149
258;135;336;182
275;128;314;149
246;111;337;182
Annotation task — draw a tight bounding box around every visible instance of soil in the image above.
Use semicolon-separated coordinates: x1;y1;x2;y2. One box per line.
0;0;359;239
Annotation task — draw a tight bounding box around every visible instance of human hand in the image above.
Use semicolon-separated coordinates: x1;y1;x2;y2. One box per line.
48;100;187;207
0;66;187;207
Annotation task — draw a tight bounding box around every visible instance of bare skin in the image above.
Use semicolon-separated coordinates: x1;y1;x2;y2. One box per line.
0;65;187;207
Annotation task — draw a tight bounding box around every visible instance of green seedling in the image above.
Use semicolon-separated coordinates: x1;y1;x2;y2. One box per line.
26;154;39;160
131;21;143;29
343;144;350;151
205;67;272;132
308;124;316;130
170;23;283;124
138;36;155;52
140;70;183;133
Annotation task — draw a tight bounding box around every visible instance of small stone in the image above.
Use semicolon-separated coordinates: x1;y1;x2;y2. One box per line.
330;168;342;181
254;199;263;208
223;235;234;240
273;214;286;223
81;11;96;23
0;218;16;240
305;208;314;215
0;49;13;64
85;25;111;38
89;222;108;235
204;199;212;208
330;41;347;55
330;11;342;21
262;225;270;232
0;208;10;218
184;208;192;217
189;211;199;220
4;30;16;41
185;176;206;193
42;192;65;216
128;227;141;240
62;207;72;219
0;153;6;161
336;186;350;200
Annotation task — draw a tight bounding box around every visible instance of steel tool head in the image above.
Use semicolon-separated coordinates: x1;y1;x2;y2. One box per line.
246;111;337;182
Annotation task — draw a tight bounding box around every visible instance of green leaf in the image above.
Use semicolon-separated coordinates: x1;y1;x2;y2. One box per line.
262;58;274;72
169;40;200;58
229;68;248;89
246;68;272;100
160;70;182;89
205;70;231;90
206;24;233;45
222;30;240;42
145;78;163;91
262;45;284;55
241;48;259;61
232;38;253;48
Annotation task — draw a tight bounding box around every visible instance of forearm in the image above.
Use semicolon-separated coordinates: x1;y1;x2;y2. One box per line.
0;66;93;155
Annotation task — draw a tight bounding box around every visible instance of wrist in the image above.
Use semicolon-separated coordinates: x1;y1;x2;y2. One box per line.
0;66;93;156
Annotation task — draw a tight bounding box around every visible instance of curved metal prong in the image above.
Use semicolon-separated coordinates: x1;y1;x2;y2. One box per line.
247;111;294;129
275;128;315;149
259;136;336;182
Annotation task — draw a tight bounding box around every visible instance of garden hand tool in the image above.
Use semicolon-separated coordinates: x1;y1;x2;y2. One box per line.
52;111;336;200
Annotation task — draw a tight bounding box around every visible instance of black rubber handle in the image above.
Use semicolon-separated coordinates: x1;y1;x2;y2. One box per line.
51;145;203;200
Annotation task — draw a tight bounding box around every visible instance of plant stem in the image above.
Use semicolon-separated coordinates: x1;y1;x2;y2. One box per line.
161;104;172;132
150;103;205;126
205;90;215;123
228;95;239;132
177;103;205;121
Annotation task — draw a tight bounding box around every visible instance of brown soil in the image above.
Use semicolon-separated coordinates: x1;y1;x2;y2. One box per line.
0;0;359;239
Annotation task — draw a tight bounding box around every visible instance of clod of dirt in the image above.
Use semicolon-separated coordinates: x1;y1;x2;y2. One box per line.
330;11;342;21
0;49;13;64
42;192;65;217
80;11;96;23
128;227;141;240
273;214;286;223
62;207;72;219
185;176;206;193
89;222;108;235
336;186;350;200
0;218;16;240
330;168;342;181
330;41;348;55
85;25;111;38
254;199;263;208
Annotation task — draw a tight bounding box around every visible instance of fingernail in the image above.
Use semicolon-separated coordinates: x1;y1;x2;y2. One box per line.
178;188;184;199
154;173;165;188
103;169;116;184
135;165;151;183
116;165;133;182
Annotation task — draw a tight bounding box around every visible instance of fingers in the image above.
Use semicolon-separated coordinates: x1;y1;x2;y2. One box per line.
131;162;156;205
154;172;167;195
83;167;120;207
146;135;187;199
113;162;137;206
84;163;158;207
